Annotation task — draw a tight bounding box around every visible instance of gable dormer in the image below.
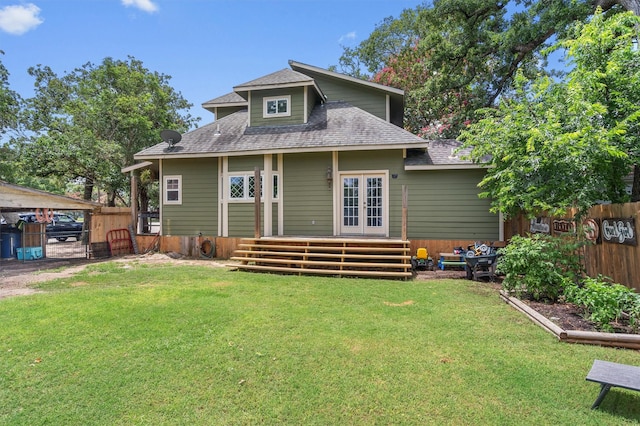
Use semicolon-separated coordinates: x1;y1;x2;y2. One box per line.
289;60;405;128
232;68;326;128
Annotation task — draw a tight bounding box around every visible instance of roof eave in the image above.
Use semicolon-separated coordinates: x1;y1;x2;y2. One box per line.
134;142;429;161
201;101;248;109
404;163;487;171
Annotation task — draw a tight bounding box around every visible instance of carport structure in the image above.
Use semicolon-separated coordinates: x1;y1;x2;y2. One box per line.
0;180;101;261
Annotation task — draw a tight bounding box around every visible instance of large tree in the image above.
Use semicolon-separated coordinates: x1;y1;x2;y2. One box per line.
340;1;587;137
0;51;23;183
459;11;640;218
339;0;640;199
19;56;198;205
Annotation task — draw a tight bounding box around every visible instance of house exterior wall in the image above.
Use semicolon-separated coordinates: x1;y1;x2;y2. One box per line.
158;152;497;241
250;87;305;127
216;106;245;120
337;150;498;240
227;155;269;237
401;169;498;240
161;158;218;236
282;152;334;236
308;75;388;120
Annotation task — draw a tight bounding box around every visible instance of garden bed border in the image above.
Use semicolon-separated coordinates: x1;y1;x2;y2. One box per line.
499;290;640;350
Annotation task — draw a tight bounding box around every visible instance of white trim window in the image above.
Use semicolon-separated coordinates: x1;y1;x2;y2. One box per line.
164;175;182;204
229;173;279;201
263;95;291;118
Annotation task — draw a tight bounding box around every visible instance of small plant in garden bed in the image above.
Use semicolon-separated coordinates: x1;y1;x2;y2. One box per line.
564;275;640;333
498;234;640;334
497;233;583;301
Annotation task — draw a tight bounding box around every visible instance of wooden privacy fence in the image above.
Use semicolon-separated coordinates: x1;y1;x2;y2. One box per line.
505;202;640;291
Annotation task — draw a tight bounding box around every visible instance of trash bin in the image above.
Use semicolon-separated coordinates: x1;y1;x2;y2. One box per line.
0;225;22;258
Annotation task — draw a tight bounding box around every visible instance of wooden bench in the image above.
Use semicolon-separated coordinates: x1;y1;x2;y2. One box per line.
586;360;640;409
437;253;466;270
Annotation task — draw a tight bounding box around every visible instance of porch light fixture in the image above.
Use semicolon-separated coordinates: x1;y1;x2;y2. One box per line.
633;36;638;52
326;166;333;187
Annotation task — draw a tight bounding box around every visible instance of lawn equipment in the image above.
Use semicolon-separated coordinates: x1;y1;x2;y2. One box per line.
411;247;434;271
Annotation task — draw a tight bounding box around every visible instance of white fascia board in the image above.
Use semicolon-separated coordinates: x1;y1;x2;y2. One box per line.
201;101;248;109
121;161;153;173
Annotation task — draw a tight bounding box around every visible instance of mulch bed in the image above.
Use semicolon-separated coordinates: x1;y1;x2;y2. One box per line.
523;299;638;335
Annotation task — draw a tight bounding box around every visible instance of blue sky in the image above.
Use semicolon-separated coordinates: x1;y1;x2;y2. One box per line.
0;0;424;126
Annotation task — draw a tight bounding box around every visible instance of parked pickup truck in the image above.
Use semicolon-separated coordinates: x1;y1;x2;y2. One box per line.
19;213;84;242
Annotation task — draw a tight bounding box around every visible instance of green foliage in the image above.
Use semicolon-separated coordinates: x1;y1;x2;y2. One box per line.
461;11;640;218
17;56;199;203
0;51;22;138
497;234;584;301
565;275;640;332
339;0;595;138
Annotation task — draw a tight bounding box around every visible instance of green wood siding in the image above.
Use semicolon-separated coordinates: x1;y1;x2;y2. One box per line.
228;155;263;172
227;202;279;237
398;169;498;240
216;106;245;120
250;87;305;127
282;152;333;236
162;158;218;236
311;75;387;120
228;203;255;237
338;150;400;172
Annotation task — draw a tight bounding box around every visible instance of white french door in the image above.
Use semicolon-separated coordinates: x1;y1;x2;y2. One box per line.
340;173;387;236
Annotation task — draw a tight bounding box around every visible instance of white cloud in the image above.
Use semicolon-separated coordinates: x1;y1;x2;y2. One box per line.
122;0;159;13
338;31;356;44
0;3;43;35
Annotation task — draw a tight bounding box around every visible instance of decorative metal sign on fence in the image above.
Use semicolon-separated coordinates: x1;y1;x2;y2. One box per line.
530;217;550;234
553;219;576;235
601;217;637;246
582;218;601;244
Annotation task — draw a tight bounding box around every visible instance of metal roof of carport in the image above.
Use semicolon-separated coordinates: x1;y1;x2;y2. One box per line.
0;180;102;211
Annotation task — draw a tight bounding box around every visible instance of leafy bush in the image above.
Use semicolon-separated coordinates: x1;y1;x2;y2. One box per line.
564;276;640;332
497;234;583;301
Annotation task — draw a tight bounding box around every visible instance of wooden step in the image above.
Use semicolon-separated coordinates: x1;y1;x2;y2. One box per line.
228;263;413;278
231;237;413;280
238;243;410;253
230;256;411;270
241;237;408;245
233;249;411;260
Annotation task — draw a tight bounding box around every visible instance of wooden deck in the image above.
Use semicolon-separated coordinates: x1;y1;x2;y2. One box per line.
229;237;413;279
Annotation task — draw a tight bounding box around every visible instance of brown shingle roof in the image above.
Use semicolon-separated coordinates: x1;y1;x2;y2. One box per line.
135;101;427;159
233;68;314;90
201;92;247;107
404;140;486;167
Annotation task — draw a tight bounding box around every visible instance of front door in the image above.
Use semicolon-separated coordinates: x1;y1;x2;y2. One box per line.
340;173;387;236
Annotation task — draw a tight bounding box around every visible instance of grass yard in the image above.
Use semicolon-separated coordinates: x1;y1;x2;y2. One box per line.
1;261;639;425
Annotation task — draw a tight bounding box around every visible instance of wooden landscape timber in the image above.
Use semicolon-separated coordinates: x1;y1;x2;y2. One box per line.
500;290;640;350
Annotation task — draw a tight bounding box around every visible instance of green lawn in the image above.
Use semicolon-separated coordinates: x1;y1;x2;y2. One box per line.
1;261;639;425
